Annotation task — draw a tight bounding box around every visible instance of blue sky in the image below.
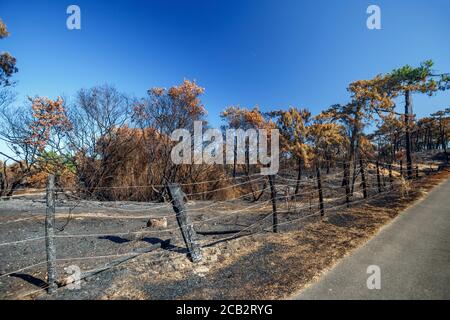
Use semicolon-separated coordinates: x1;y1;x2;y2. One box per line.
0;0;449;158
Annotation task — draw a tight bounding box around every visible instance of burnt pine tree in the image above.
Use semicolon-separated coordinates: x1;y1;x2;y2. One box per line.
386;60;449;179
430;109;450;162
270;107;312;196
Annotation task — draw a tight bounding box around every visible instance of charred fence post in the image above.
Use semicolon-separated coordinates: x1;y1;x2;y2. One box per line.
268;175;278;233
416;165;419;179
232;135;237;178
45;174;57;294
360;158;368;199
316;164;325;217
0;172;5;196
376;160;382;193
166;184;202;263
389;164;394;190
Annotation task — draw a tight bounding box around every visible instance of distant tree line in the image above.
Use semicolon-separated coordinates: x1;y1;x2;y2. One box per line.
0;18;448;200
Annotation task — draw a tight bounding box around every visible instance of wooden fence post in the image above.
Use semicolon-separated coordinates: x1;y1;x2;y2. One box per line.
45;174;57;294
389;164;393;190
232;135;237;178
0;172;5;196
376;160;382;193
316;164;325;217
360;158;367;199
166;184;202;263
268;175;278;233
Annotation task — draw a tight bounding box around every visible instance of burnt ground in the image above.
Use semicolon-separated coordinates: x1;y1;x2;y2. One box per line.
0;160;448;300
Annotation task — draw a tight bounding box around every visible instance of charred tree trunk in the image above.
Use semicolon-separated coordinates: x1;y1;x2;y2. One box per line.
439;121;448;163
343;161;351;207
376;160;382;193
389;164;393;190
316;163;325;217
268;175;278;233
346;105;362;197
350;157;358;196
326;154;330;174
405;90;413;180
6;180;22;197
360;158;367;199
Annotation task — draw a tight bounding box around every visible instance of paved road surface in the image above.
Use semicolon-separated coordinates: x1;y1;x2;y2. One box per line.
294;178;450;300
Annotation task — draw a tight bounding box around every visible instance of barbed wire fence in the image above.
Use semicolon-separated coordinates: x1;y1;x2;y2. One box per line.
0;154;447;299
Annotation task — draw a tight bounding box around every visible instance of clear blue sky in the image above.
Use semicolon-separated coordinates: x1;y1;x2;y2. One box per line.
0;0;449;158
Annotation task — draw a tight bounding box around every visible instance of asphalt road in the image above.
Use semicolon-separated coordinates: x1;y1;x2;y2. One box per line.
294;178;450;300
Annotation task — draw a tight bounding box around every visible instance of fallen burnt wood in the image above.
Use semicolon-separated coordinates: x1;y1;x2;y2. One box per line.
60;239;171;287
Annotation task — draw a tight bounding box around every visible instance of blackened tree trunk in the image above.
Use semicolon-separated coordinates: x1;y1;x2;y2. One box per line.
360;157;367;199
343;161;351;207
294;158;302;196
268;175;278;233
316;163;325;216
294;158;302;197
389;163;393;190
245;141;250;176
344;104;362;197
326;154;330;174
6;179;23;197
350;156;358;195
376;160;382;193
404;90;413;180
438;120;448;163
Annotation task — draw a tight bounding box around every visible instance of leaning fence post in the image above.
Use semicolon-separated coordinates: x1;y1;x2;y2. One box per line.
45;174;57;294
268;175;278;233
316;164;325;217
166;184;202;263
